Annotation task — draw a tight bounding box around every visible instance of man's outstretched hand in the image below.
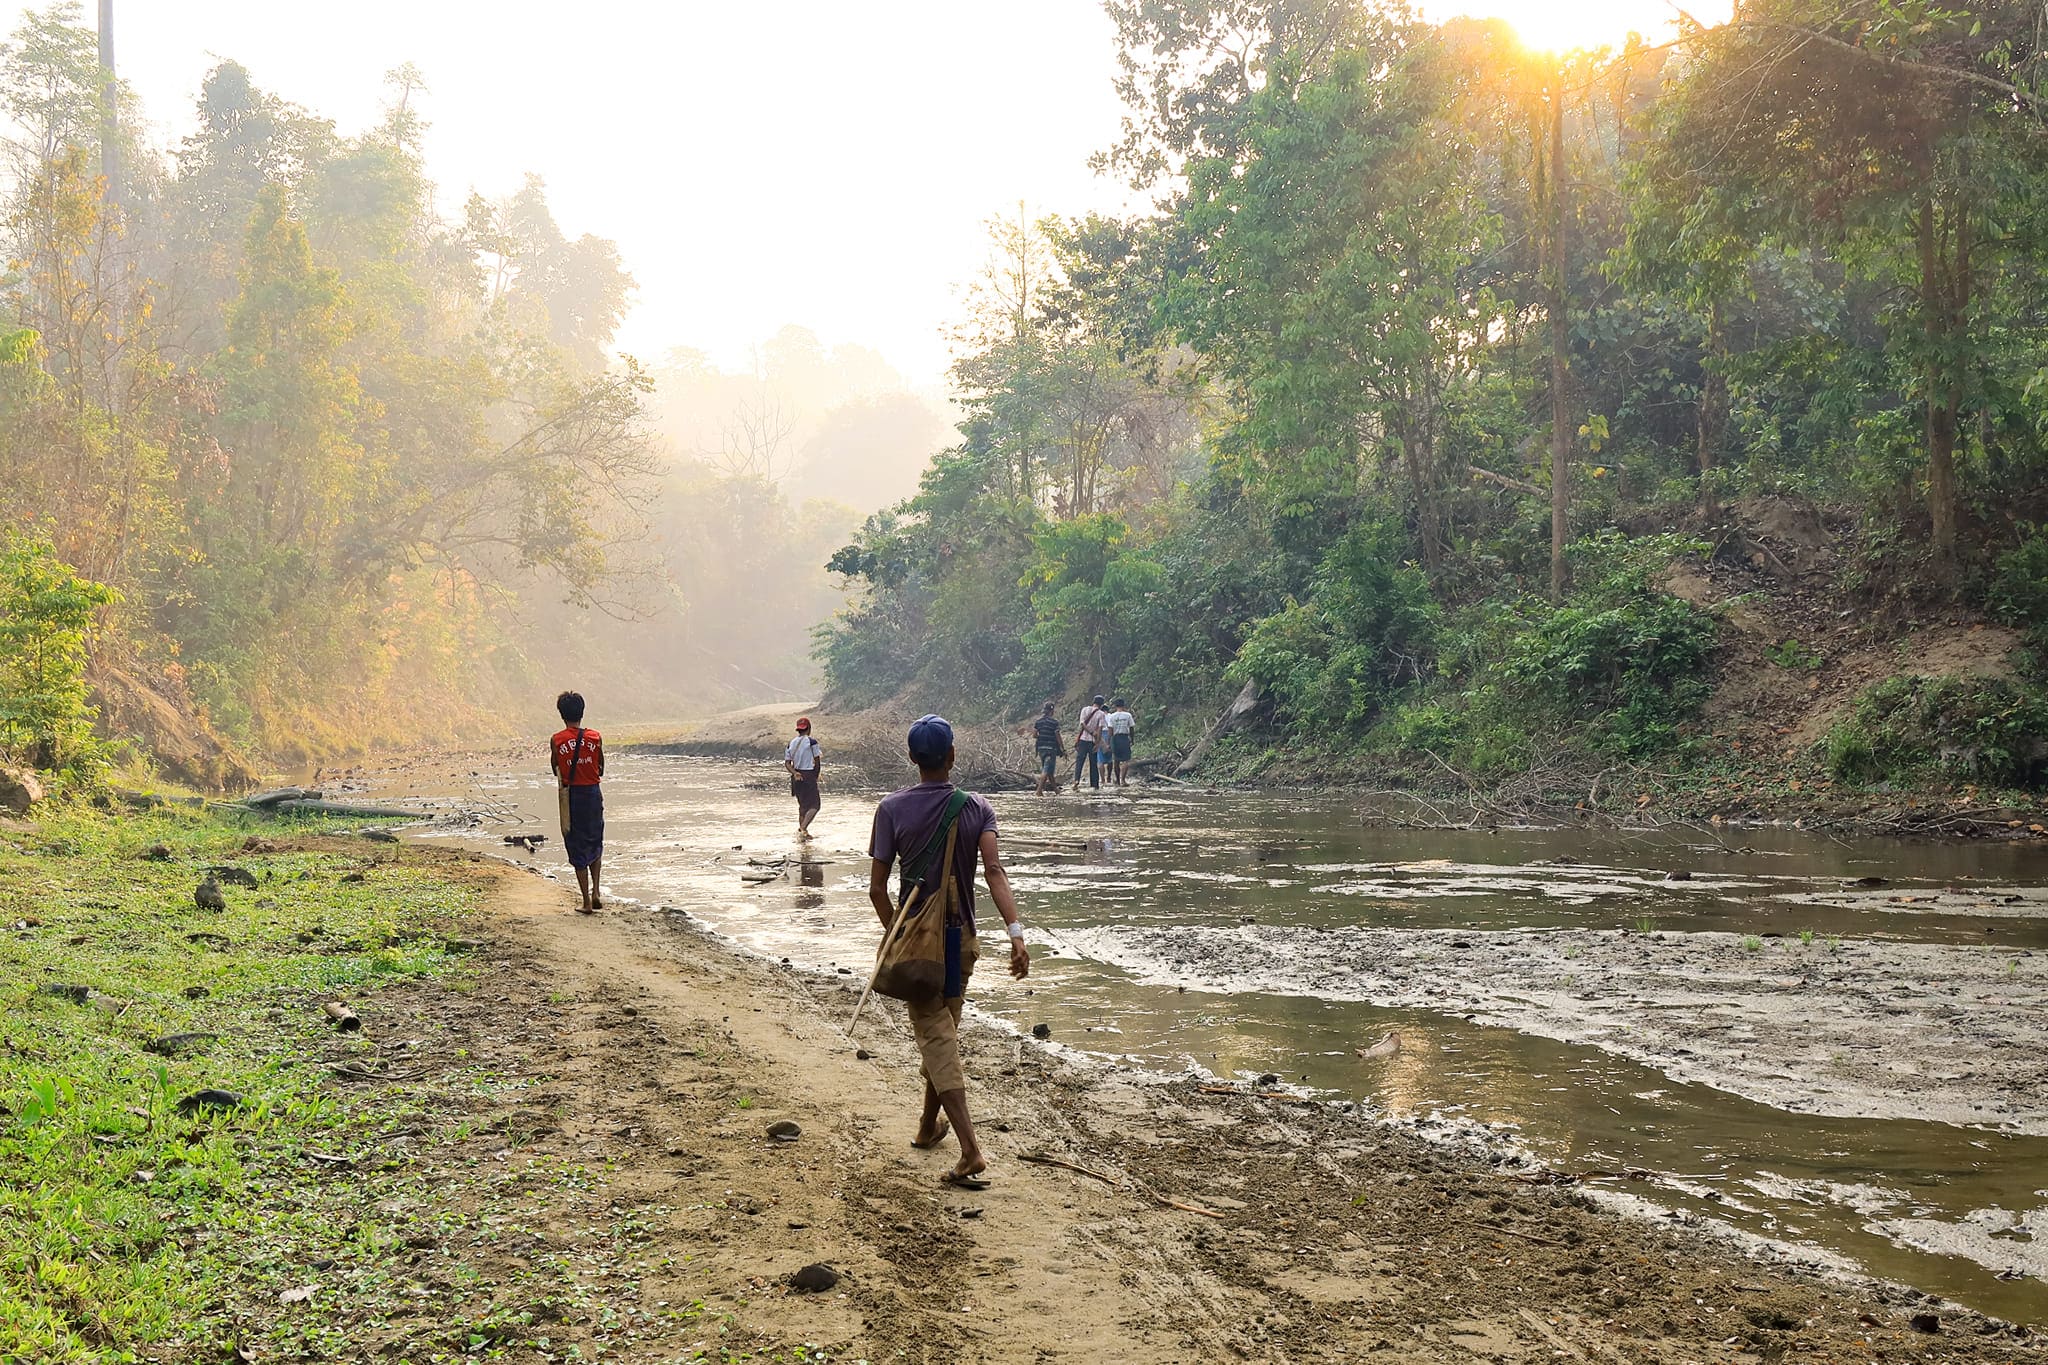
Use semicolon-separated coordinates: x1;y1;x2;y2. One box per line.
1009;940;1030;979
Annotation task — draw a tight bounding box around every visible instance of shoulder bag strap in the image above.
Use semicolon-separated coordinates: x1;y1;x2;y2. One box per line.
562;727;587;787
899;789;972;896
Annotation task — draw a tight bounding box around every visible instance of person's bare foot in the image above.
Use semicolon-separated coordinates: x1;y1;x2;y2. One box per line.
939;1151;990;1189
910;1117;951;1150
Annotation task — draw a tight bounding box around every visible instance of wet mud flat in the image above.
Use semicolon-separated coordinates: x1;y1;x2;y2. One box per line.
1058;920;2048;1135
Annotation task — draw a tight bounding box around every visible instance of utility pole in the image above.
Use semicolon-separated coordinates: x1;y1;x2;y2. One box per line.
98;0;119;210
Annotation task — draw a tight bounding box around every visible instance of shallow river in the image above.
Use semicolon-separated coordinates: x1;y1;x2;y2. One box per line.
393;752;2048;1321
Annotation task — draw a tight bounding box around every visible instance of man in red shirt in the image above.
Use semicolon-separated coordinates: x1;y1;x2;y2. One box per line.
550;691;605;913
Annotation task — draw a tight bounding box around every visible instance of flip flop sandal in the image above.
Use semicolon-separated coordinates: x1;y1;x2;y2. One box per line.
938;1169;992;1191
910;1119;951;1150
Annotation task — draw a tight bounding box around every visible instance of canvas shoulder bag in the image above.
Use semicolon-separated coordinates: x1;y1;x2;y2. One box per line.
871;789;971;1003
556;727;587;837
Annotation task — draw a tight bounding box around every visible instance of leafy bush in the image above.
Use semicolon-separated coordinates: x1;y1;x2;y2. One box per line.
1988;531;2048;662
1823;675;2048;788
0;533;118;774
1497;533;1719;757
1229;518;1436;732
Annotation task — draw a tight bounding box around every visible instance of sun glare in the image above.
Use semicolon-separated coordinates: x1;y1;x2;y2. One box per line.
1423;0;1731;53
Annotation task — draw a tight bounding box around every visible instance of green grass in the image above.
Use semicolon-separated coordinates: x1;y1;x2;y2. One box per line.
0;804;480;1363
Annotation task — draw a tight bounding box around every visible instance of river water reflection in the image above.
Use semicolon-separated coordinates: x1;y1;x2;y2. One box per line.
396;752;2048;1321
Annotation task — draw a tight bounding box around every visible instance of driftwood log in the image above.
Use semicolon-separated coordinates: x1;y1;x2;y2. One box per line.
1176;680;1263;777
265;799;416;819
242;787;322;809
322;1001;362;1032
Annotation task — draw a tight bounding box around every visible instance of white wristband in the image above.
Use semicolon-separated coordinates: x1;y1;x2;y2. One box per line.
1006;921;1025;940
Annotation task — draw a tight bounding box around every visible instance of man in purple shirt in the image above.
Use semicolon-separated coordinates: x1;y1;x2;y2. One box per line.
868;714;1029;1190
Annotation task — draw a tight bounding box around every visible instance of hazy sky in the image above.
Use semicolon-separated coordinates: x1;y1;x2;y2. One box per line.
6;0;1716;388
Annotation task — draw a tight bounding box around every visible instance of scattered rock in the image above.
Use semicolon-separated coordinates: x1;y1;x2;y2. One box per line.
193;876;226;911
0;767;44;816
788;1263;840;1294
1664;870;1693;881
140;843;173;861
183;985;210;999
205;865;260;889
1911;1313;1941;1334
145;1032;218;1057
1031;1023;1052;1040
176;1088;244;1115
38;982;90;1004
766;1120;801;1141
855;1048;873;1060
1256;1072;1280;1086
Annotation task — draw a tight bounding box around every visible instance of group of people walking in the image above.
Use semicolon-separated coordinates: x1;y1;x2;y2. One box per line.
546;694;1041;1192
1032;694;1136;793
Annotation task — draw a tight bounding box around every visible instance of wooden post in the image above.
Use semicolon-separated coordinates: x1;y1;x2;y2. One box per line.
323;1001;362;1032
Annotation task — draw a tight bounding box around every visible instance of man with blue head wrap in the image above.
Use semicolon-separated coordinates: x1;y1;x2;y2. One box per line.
867;714;1030;1190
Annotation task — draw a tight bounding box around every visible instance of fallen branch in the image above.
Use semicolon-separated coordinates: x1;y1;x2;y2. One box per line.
1019;1151;1225;1218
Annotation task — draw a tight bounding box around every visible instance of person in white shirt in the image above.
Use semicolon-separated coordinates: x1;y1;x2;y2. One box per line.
1106;698;1136;787
785;717;823;838
1073;695;1107;791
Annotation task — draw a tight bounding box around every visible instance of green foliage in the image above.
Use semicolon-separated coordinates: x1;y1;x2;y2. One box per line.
1824;675;2048;788
0;533;117;773
1495;534;1720;758
1764;638;1824;671
1987;531;2048;659
1230;518;1436;732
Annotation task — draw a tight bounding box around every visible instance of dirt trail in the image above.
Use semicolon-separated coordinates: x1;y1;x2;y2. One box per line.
384;862;2047;1362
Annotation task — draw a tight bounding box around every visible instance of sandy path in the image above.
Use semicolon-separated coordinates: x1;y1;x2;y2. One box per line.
429;864;2047;1361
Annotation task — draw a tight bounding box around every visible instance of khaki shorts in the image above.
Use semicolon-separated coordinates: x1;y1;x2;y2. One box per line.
905;932;978;1092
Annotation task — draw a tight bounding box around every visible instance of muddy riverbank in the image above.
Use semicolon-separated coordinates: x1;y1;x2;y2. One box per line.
332;744;2048;1323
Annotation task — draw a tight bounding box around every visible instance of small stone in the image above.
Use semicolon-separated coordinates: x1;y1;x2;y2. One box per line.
140;843;173;861
1664;870;1693;882
194;877;226;911
183;986;210;1000
38;983;90;1004
1257;1073;1280;1087
1910;1313;1940;1334
766;1121;801;1141
855;1049;872;1060
789;1262;839;1294
1031;1023;1052;1040
175;1088;244;1115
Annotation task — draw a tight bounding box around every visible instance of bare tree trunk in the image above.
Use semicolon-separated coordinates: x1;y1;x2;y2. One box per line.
1917;195;1960;580
98;0;118;211
1696;297;1724;516
1545;67;1572;604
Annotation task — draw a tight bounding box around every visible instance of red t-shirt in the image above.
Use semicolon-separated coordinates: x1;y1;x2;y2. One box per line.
551;727;603;786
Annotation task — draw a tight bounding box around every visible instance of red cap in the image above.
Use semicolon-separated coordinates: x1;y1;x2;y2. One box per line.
796;717;811;730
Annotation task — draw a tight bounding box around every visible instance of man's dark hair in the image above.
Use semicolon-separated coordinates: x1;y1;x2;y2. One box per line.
1112;697;1126;708
1042;702;1055;716
556;691;586;725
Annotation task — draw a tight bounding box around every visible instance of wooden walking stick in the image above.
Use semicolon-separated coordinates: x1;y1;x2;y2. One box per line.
847;881;928;1035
